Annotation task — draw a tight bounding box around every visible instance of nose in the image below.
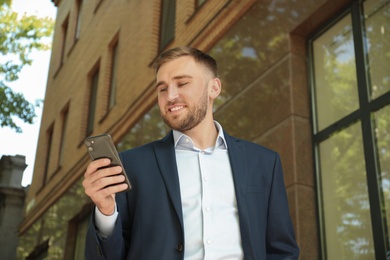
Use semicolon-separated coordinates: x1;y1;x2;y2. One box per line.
167;84;179;101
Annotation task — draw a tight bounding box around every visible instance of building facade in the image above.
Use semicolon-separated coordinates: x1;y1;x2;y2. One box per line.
17;0;389;259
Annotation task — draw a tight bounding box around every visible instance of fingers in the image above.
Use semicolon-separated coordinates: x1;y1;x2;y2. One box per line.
82;159;129;212
85;158;111;176
84;163;124;192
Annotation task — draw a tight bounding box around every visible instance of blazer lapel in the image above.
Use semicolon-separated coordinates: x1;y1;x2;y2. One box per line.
153;131;184;228
224;132;252;252
225;132;247;194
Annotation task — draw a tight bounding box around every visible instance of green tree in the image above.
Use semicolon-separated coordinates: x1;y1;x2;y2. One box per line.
0;2;54;132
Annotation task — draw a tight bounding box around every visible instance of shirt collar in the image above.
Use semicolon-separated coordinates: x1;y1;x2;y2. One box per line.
173;121;228;151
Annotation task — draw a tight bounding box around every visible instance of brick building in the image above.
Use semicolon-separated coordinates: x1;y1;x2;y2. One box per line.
17;0;389;259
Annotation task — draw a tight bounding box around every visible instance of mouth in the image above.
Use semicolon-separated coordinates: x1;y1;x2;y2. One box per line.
169;105;186;112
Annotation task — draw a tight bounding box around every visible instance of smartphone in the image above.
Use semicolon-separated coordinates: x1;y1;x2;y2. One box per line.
84;133;131;191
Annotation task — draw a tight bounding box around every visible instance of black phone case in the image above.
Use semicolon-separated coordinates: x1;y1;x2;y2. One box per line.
84;133;131;191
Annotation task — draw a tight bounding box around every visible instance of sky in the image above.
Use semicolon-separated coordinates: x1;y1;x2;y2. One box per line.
0;0;57;186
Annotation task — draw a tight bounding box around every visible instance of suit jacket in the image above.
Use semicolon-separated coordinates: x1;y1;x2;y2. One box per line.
85;131;299;259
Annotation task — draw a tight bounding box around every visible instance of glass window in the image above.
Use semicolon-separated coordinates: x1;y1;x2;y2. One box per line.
74;0;83;40
58;106;69;167
312;14;359;132
43;124;54;187
363;0;390;100
374;105;390;238
87;68;99;135
319;122;374;258
159;0;176;51
60;15;69;65
310;0;390;258
73;215;89;260
118;104;169;150
108;42;119;110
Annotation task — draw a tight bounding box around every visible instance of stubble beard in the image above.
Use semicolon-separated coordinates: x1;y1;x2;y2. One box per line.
161;87;208;132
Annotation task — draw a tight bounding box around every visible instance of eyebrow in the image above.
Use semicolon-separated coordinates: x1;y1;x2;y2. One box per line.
156;75;193;88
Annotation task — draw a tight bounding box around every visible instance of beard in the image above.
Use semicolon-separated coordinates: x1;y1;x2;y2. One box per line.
161;87;208;132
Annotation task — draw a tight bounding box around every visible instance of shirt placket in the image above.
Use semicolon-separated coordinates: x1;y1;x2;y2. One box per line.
198;150;213;258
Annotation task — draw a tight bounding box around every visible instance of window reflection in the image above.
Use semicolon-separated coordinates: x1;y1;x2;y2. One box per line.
312;14;359;132
319;122;375;259
17;179;91;259
374;105;390;241
364;0;390;100
118;104;169;151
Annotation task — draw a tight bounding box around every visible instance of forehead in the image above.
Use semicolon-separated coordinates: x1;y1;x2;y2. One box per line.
156;56;203;80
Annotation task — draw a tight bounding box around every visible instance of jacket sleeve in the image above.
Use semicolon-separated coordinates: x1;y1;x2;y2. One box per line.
84;207;127;260
266;153;300;259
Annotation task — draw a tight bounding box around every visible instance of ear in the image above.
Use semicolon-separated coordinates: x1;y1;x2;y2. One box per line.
209;78;221;100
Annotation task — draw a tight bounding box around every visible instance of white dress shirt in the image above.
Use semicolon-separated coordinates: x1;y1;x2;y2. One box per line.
95;122;243;259
173;121;243;259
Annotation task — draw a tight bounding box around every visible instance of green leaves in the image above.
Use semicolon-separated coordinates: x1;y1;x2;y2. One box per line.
0;3;53;132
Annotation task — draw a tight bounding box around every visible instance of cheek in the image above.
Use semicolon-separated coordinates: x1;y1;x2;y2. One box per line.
157;97;165;111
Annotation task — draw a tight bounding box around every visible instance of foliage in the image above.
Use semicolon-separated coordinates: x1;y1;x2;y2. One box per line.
0;3;54;132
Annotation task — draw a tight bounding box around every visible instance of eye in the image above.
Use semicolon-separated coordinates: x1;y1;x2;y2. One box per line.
157;84;167;92
178;82;188;87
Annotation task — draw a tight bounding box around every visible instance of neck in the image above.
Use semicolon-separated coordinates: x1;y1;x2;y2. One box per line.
182;118;218;150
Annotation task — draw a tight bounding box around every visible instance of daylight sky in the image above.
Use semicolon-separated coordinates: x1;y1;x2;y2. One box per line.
0;0;57;186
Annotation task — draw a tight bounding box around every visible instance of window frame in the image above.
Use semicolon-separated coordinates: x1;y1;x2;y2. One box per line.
308;1;390;259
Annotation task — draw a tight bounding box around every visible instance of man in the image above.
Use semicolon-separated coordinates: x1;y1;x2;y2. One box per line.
83;46;300;259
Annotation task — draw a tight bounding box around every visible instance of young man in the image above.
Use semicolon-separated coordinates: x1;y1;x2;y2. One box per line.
83;46;300;259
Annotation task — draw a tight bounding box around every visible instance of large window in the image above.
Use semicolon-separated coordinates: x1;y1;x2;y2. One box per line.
159;0;176;51
86;67;100;136
108;40;119;111
74;0;83;40
64;210;90;260
60;15;69;66
118;104;169;150
42;124;54;188
309;0;390;259
58;105;69;168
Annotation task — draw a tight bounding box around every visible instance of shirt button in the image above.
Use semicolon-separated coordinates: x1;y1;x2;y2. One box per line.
201;151;205;155
207;239;212;245
185;138;190;143
206;207;210;212
204;177;209;182
176;244;184;252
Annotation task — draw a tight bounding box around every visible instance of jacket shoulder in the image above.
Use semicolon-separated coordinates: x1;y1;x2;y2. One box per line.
118;131;173;157
225;133;278;157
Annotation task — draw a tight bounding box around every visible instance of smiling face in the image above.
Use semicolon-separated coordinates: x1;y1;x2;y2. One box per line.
156;56;215;132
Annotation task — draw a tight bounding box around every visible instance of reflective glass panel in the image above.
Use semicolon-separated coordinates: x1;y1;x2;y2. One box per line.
364;0;390;100
118;104;169;151
313;14;359;132
319;122;374;259
374;105;390;242
74;215;89;260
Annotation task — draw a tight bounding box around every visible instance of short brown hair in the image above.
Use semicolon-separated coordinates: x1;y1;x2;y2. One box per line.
152;46;218;77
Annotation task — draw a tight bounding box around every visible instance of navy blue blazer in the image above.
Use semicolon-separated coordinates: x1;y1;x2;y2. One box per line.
85;131;299;259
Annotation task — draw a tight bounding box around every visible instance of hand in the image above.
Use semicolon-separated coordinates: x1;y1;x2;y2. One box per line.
82;158;129;215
